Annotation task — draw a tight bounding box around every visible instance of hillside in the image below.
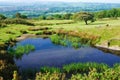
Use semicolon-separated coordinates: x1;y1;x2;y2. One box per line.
0;2;120;17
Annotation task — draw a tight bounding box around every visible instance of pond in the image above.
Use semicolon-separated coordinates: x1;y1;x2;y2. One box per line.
13;37;120;70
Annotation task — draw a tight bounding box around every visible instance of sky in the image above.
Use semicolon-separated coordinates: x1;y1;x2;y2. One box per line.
0;0;120;3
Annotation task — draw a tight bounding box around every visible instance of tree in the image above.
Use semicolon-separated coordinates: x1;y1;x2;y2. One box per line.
15;13;27;19
62;13;72;20
108;8;119;18
0;14;6;20
73;12;95;25
53;14;62;20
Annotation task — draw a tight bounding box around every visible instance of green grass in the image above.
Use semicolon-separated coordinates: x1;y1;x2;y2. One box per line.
0;24;30;43
35;63;120;80
32;20;74;26
110;40;120;46
8;44;35;58
40;19;120;45
0;19;120;46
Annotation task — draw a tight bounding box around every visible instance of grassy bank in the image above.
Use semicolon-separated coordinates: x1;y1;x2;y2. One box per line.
0;19;120;46
36;19;120;45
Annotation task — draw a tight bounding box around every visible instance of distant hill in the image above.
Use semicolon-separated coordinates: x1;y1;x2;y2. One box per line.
0;2;120;18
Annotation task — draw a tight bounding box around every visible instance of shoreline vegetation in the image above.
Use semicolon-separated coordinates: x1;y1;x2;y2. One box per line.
0;8;120;79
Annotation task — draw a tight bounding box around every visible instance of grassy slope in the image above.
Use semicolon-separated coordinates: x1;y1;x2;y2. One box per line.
0;24;30;43
0;19;120;46
32;19;120;45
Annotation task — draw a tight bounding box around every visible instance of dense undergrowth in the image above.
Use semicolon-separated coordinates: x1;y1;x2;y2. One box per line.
35;62;120;80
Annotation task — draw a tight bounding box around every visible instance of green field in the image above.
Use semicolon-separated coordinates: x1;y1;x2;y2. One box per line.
33;19;120;45
0;19;120;46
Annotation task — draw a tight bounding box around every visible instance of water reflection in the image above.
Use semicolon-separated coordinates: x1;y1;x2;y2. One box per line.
13;38;120;70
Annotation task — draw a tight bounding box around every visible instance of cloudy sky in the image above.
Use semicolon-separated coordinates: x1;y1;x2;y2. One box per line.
0;0;120;3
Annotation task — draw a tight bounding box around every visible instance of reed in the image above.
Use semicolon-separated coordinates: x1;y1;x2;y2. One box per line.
8;44;35;58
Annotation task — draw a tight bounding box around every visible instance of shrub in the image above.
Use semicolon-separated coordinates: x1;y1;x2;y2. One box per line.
0;18;34;26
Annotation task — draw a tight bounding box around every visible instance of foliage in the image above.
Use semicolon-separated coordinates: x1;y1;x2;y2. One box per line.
8;44;35;58
50;34;61;44
95;8;120;19
0;18;34;26
63;62;109;73
71;42;79;49
0;14;6;20
14;13;27;19
50;34;98;48
35;63;120;80
70;66;120;80
35;72;65;80
72;12;95;25
40;67;61;73
12;71;19;80
0;64;18;80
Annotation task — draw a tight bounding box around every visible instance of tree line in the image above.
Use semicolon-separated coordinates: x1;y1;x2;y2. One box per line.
1;8;120;20
0;8;120;26
95;8;120;19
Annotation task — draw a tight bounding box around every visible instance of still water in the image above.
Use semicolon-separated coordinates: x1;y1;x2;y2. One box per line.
14;38;120;69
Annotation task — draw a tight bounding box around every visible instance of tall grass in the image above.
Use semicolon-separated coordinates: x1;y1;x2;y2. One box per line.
63;62;109;73
35;62;120;80
40;67;61;73
8;44;35;58
50;34;90;48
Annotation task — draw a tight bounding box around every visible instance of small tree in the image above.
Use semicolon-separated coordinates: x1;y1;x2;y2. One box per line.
73;12;95;25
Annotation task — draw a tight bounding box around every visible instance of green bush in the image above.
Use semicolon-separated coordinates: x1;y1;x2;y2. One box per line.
0;18;34;26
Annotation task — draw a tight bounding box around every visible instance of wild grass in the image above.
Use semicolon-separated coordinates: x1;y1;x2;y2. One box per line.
32;20;74;26
110;40;120;47
39;19;120;45
0;24;30;43
63;62;109;73
50;34;91;48
8;44;35;58
40;67;61;73
35;62;120;80
1;19;120;46
0;18;34;26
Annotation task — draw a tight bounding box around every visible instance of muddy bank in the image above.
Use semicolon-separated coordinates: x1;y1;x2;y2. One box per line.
16;34;50;41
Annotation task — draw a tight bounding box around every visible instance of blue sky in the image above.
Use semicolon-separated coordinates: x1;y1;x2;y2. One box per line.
0;0;120;3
